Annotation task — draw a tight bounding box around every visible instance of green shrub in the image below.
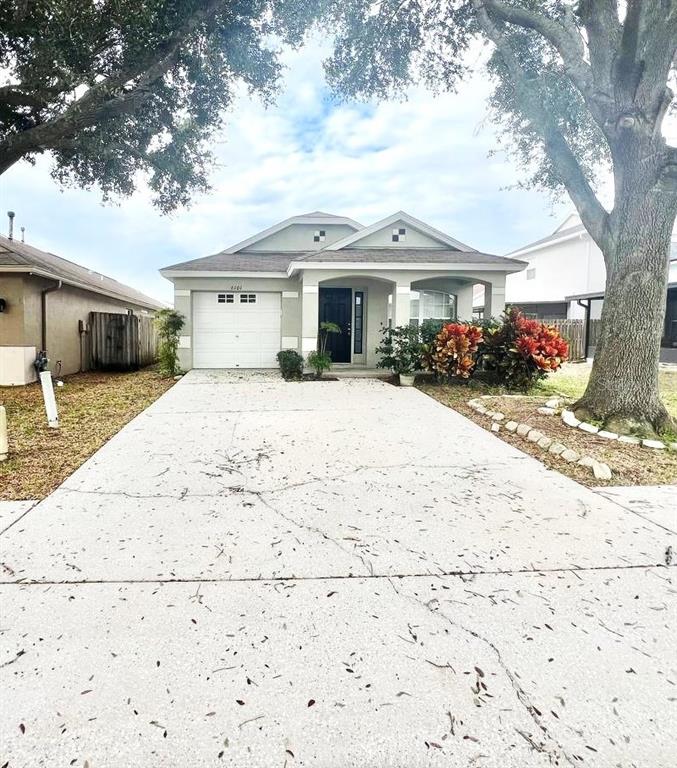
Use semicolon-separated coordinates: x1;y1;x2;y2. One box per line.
154;309;185;377
375;324;423;374
420;319;444;345
306;350;332;378
277;349;304;380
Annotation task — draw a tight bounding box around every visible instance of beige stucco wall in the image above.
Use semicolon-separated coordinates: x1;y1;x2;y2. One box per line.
348;220;445;249
241;223;357;252
0;274;27;345
1;274;157;382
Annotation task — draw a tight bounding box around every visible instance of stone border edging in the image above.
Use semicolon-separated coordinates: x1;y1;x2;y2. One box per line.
467;395;612;481
560;409;676;450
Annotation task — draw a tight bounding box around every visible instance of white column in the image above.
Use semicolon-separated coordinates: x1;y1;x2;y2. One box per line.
456;284;474;321
485;275;506;320
392;282;411;327
301;279;319;354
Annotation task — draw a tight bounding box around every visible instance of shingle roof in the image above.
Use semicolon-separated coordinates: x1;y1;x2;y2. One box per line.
162;248;525;273
296;248;525;266
0;235;164;310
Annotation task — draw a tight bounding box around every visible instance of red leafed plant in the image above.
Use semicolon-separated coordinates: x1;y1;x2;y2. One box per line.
480;308;569;389
424;322;484;379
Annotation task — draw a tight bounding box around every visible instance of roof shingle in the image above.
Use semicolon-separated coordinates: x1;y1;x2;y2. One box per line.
0;235;164;310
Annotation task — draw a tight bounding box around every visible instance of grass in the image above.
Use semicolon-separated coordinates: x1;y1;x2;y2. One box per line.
534;362;677;418
418;363;677;487
0;368;174;500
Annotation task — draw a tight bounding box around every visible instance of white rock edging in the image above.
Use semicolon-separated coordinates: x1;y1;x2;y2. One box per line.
560;409;670;449
467;396;612;481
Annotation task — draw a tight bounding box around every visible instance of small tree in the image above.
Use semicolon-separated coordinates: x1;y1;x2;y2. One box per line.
307;321;341;379
155;309;184;377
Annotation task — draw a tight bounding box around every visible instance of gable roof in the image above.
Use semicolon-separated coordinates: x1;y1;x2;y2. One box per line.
508;223;587;257
324;211;474;251
222;212;364;254
0;235;164;310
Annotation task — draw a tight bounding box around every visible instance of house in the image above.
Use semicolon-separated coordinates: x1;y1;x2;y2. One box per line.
474;214;677;360
160;211;526;370
0;234;165;385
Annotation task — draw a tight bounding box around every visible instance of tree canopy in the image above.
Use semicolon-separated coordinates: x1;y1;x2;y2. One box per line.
325;1;676;249
0;0;317;211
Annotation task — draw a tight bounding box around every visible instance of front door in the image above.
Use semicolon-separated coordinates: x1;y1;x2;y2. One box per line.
319;287;352;363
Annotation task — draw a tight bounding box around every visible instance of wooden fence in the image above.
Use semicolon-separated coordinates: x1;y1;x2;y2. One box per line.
547;318;600;361
89;312;157;371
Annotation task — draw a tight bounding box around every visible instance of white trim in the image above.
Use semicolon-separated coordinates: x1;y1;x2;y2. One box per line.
282;336;298;348
222;213;364;254
178;335;191;349
396;286;411;294
301;336;316;352
160;270;288;279
324;210;474;252
302;284;319;293
288;261;524;275
282;291;299;299
174;289;190;297
509;229;587;258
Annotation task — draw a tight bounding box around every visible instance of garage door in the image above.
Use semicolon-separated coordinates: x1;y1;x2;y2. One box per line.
192;291;281;368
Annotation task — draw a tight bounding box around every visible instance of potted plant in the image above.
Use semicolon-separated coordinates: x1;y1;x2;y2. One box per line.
307;321;341;379
375;324;423;386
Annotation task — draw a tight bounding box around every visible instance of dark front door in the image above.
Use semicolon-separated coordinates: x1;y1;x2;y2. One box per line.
319;287;352;363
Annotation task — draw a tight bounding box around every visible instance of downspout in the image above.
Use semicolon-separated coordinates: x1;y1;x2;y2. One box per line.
577;299;591;360
41;279;62;352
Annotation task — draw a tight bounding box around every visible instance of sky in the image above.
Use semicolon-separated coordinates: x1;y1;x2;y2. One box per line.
0;36;576;304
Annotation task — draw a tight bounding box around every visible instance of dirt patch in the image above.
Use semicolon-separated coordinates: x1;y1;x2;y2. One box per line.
0;368;174;500
419;381;677;487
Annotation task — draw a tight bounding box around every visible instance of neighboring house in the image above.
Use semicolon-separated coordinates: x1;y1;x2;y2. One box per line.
473;214;677;358
160;211;525;370
0;235;165;385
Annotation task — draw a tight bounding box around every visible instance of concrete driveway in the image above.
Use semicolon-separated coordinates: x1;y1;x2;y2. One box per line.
1;371;675;767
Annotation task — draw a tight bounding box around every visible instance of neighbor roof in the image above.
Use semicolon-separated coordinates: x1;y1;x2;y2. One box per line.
0;235;164;310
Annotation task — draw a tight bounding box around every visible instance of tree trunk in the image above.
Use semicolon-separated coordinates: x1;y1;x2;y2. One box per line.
573;192;676;435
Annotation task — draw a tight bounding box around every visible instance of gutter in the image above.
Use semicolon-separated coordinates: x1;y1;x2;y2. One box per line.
41;279;62;352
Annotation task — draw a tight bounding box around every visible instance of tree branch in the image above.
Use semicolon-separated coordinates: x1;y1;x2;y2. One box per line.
0;0;224;172
472;0;610;249
482;0;598;104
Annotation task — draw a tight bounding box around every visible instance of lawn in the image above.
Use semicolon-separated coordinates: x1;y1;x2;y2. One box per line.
0;368;174;500
419;362;677;487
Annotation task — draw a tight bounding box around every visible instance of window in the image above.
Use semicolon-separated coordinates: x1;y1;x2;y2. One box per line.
526;268;536;280
313;229;326;243
354;291;364;355
217;293;234;304
240;293;256;303
392;227;406;243
408;290;456;326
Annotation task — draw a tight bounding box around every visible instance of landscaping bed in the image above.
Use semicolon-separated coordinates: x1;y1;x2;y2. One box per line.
419;364;677;487
0;368;174;500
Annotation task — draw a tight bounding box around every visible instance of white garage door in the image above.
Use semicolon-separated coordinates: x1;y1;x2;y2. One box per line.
193;291;281;368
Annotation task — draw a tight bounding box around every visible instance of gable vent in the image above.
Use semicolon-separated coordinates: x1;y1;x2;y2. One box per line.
313;229;326;243
392;227;406;243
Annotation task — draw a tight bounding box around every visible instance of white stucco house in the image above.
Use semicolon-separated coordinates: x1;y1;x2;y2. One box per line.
473;214;677;358
160;211;526;370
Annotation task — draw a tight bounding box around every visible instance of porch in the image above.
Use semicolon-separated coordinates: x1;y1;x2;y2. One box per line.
298;269;508;368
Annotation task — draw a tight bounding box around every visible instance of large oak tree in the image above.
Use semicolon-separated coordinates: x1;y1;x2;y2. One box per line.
325;0;677;435
0;0;316;211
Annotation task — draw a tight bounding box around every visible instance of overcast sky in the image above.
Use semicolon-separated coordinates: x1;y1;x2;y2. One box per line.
0;37;576;304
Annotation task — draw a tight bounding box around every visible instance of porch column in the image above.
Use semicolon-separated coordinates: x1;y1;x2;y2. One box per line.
301;278;319;355
484;275;506;320
392;281;411;327
455;284;474;321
